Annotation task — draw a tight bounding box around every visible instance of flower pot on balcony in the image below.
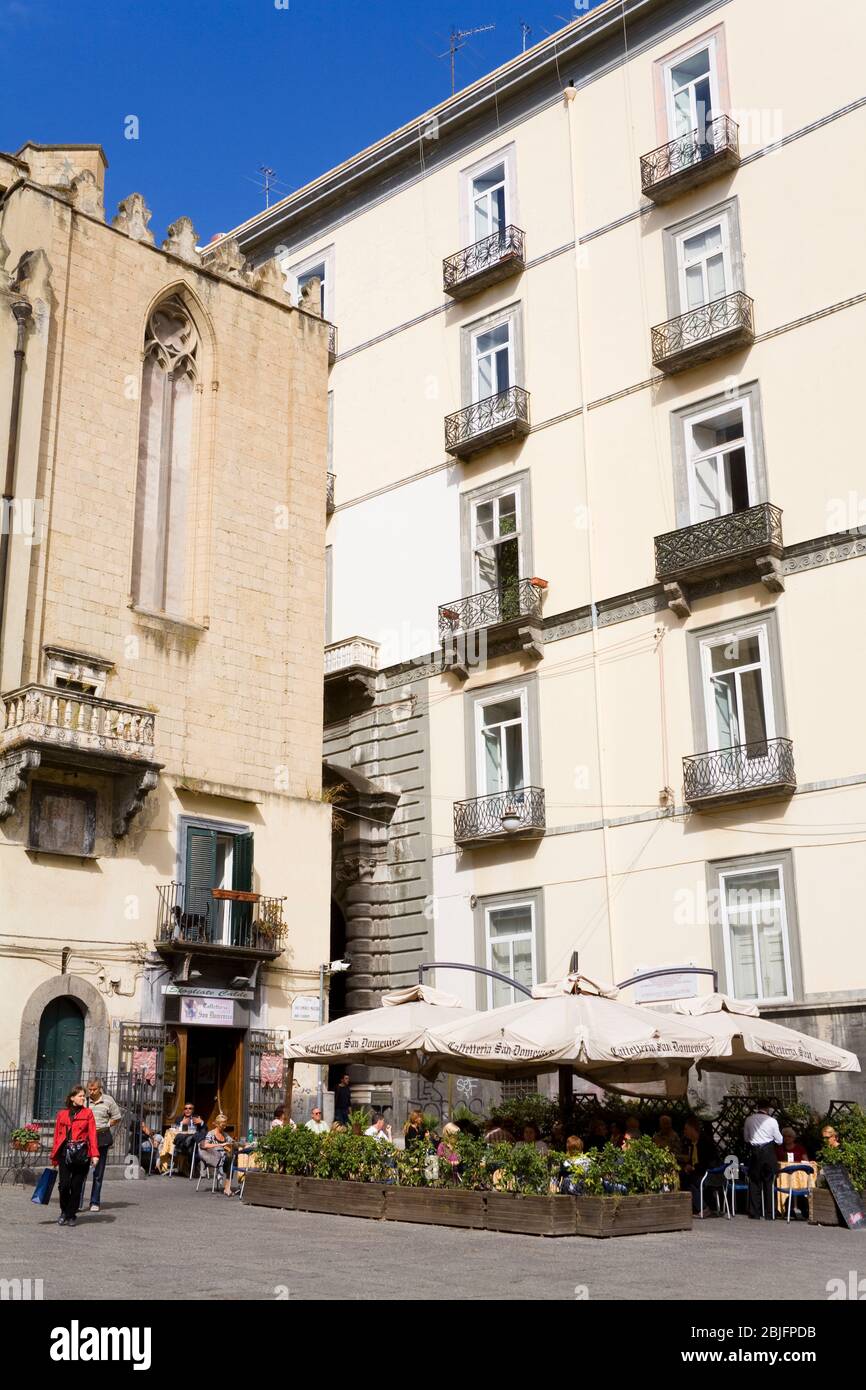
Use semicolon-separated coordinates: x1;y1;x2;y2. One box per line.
529;578;548;589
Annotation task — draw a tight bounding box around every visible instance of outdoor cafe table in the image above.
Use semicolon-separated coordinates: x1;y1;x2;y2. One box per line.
776;1160;818;1215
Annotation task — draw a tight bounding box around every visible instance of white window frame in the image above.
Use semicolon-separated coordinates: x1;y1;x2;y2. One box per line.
676;213;731;312
684;395;757;523
470;318;513;403
471;485;523;592
485;897;537;1008
459;145;518;248
283;245;335;320
474;686;529;797
663;34;721;140
719;863;793;1004
699;624;777;753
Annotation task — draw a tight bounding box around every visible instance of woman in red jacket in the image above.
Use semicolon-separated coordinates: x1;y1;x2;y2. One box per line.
51;1085;99;1226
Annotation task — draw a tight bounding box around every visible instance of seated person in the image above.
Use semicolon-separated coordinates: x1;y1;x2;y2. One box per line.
484;1115;511;1145
820;1124;840;1153
270;1104;296;1131
624;1115;642;1140
522;1121;549;1155
776;1126;809;1164
436;1122;462;1181
678;1116;721;1215
159;1103;205;1174
559;1136;592;1195
653;1114;682;1157
608;1119;626;1150
198;1113;236;1196
130;1119;163;1170
364;1115;393;1143
584;1116;609;1151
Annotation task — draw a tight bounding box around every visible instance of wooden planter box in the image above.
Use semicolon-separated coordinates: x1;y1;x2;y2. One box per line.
809;1186;866;1227
572;1192;692;1238
295;1177;387;1219
385;1185;486;1229
242;1173;691;1237
242;1172;300;1210
486;1192;576;1237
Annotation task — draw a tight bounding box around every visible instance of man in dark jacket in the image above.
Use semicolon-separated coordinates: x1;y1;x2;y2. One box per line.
679;1115;721;1214
334;1075;352;1127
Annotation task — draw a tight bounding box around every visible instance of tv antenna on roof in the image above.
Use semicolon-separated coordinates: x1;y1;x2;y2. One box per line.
259;164;277;209
519;20;532;52
438;23;495;95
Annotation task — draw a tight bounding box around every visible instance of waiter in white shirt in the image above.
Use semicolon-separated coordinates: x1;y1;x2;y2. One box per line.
744;1101;784;1219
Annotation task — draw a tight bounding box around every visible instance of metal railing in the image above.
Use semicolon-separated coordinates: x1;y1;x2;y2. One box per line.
454;786;546;843
324;636;379;675
444;385;530;455
651;291;754;368
0;1067;157;1173
443;224;526;294
156;882;287;953
640;115;739;194
326;471;335;513
683;737;796;804
439;577;544;641
655;502;783;580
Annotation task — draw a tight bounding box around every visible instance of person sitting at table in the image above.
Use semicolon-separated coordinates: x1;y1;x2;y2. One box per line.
776;1126;809;1164
159;1103;205;1175
364;1115;393;1143
437;1122;462;1181
625;1115;642;1140
679;1116;720;1215
403;1110;428;1147
820;1124;840;1152
608;1118;626;1150
130;1119;163;1171
270;1104;296;1131
522;1121;549;1155
198;1114;236;1196
653;1114;682;1157
584;1115;609;1151
559;1136;592;1194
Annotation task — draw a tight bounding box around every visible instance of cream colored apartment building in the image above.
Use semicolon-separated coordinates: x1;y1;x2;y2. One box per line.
214;0;866;1112
0;144;332;1135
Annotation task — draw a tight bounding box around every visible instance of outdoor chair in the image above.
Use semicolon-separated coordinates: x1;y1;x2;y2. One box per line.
773;1163;815;1222
698;1163;731;1218
196;1150;235;1194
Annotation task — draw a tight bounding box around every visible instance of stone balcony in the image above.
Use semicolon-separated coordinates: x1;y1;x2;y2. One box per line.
453;786;546;848
683;737;796;811
324;636;379;713
327;323;337;363
640;115;740;203
651;292;754;375
326;471;335;514
0;684;161;834
444;386;531;459
443;225;526;299
155;882;287;961
655;503;785;616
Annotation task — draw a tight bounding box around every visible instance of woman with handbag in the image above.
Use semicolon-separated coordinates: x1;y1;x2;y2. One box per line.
50;1085;98;1227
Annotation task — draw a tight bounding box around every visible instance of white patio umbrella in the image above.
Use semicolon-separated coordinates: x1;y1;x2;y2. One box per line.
285;983;466;1074
670;993;861;1078
423;973;716;1096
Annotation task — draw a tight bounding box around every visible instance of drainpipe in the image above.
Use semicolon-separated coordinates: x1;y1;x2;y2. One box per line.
0;297;33;649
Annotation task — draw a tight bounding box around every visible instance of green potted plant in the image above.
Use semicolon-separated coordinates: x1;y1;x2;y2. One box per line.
348;1106;372;1136
11;1123;41;1152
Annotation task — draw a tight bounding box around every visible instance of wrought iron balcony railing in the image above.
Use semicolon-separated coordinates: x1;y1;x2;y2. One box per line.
324;637;379;676
443;225;526;298
683;737;796;809
655;503;784;583
454;786;546;845
326;471;335;514
439;578;544;642
652;291;754;374
156;882;288;955
327;323;337;362
444;385;531;459
640;115;740;202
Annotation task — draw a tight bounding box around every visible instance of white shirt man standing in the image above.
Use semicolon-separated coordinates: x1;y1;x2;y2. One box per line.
744;1101;784;1219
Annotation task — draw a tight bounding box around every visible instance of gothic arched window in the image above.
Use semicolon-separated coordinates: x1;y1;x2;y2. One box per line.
132;296;199;614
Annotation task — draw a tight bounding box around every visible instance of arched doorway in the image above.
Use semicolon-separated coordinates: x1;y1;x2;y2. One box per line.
34;998;84;1118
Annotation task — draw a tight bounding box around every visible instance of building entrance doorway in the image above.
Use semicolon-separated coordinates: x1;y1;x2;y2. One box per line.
163;1026;245;1132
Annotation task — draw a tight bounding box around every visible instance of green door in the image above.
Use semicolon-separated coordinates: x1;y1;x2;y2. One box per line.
185;826;218;939
34;999;85;1118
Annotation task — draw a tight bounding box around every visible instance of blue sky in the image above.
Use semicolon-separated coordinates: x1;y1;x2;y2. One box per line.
1;0;606;242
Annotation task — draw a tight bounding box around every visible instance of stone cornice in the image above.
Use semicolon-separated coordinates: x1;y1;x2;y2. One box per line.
378;526;866;690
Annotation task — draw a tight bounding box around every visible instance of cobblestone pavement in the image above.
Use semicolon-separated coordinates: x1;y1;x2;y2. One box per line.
0;1176;855;1301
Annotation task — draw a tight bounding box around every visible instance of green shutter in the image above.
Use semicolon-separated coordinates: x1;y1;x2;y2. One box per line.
231;831;254;944
185;826;217;919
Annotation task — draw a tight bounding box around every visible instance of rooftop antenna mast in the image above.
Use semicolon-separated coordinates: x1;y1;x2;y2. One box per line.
259;164;277;209
519;20;532;52
439;23;495;95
